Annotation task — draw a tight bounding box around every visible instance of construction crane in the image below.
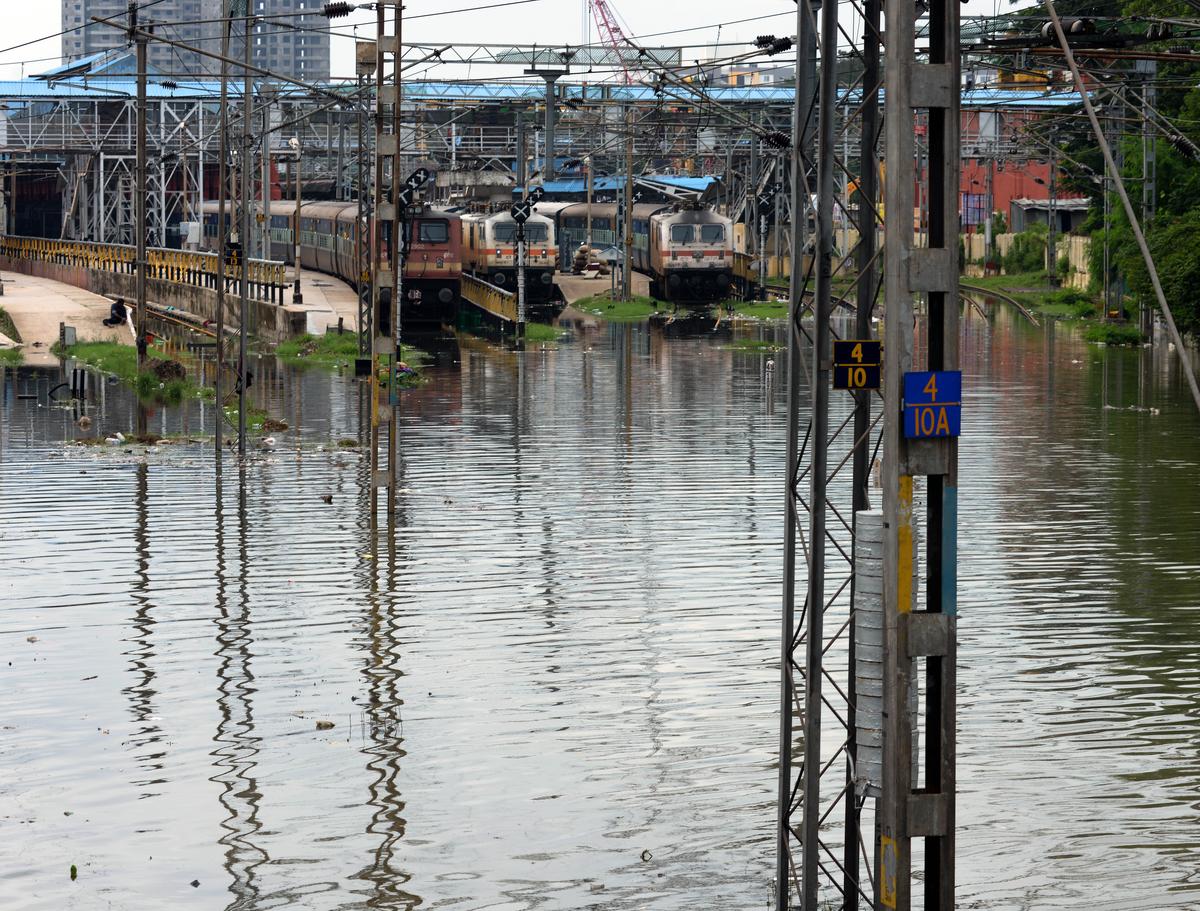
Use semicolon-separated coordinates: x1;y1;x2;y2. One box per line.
589;0;639;84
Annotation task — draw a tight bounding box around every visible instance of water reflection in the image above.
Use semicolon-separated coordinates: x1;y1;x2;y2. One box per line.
1;312;1198;910
124;462;166;798
210;460;267;907
352;446;418;908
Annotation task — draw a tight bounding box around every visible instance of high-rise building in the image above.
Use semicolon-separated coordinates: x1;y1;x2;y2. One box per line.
61;1;330;83
252;1;330;84
62;1;225;77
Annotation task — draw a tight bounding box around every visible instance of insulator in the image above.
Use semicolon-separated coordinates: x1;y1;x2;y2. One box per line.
755;35;776;49
322;1;353;19
768;37;794;56
764;130;790;150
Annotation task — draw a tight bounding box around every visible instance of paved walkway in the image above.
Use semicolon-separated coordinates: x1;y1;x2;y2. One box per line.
0;270;125;366
556;269;649;305
287;269;359;335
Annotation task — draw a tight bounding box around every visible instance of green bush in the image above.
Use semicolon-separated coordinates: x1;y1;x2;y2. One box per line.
1047;288;1096;319
1003;224;1048;275
1084;322;1143;345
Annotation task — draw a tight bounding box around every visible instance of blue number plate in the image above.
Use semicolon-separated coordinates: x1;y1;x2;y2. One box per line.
903;370;961;439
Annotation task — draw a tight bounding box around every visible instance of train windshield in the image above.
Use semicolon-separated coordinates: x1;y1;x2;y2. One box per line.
417;220;449;243
699;224;725;244
494;222;548;243
670;224;694;244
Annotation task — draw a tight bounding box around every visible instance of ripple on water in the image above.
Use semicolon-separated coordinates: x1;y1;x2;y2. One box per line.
1;319;1199;910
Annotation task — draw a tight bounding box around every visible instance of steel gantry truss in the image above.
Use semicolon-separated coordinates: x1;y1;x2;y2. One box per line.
776;0;959;907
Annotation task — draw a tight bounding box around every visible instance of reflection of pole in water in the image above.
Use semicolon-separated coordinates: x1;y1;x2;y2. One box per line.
352;454;419;908
122;462;165;798
210;463;267;905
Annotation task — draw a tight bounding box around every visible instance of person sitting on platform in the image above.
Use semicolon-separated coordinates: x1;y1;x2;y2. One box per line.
102;298;128;328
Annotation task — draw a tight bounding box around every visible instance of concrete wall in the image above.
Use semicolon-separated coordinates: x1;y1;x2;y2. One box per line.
0;256;307;343
962;232;1091;291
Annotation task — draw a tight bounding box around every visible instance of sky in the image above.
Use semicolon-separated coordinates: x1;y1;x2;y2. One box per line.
0;0;1006;83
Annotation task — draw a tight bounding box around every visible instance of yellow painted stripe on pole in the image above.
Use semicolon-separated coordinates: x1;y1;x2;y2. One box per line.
898;474;914;614
880;834;899;908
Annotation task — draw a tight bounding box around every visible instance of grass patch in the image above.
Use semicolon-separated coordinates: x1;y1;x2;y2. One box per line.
524;322;561;342
0;305;20;343
58;341;205;405
1084;322;1143;346
575;293;662;322
961;274;1105;321
276;331;359;366
223;405;270;431
0;347;22;366
735;299;789;320
278;332;428;386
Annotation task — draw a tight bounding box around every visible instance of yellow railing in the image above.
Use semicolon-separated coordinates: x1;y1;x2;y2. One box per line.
0;235;289;305
460;273;517;323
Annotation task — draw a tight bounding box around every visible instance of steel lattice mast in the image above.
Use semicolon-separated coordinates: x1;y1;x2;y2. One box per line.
776;0;960;905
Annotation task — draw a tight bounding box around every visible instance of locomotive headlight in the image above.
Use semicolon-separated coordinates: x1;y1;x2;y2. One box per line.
438;287;454;303
540;272;552;284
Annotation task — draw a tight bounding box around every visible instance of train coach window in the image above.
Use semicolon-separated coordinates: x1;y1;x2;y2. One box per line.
417;220;449;244
700;224;725;244
670;224;694;244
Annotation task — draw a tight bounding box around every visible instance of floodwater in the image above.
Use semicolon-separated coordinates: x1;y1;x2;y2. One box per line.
2;306;1198;911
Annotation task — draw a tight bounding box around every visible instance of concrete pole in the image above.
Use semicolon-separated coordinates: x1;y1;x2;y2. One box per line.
1046;138;1058;286
238;9;253;456
260;92;270;262
132;2;148;437
585;155;593;248
293;148;302;302
984;158;994;268
336;112;346;201
1044;0;1200;415
544;75;557;181
1140;59;1157;337
517;219;526;346
516;114;526;190
214;0;231;452
622;106;633;301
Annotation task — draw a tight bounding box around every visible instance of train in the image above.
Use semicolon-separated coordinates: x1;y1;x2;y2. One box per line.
459;209;559;315
197;196;737;321
198;200;463;326
546;202;736;306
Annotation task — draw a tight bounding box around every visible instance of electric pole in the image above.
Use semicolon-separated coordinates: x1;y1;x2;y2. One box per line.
622;105;633;301
214;0;231;452
1047;133;1058;286
131;0;148;437
238;4;253;456
880;0;961;903
355;42;375;356
260;88;271;262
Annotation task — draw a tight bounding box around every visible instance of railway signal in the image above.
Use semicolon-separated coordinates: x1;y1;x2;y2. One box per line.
510;200;533;223
397;168;431;208
510;192;538;346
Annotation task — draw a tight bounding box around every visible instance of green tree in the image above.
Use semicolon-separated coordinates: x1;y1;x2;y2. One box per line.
1111;210;1200;337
